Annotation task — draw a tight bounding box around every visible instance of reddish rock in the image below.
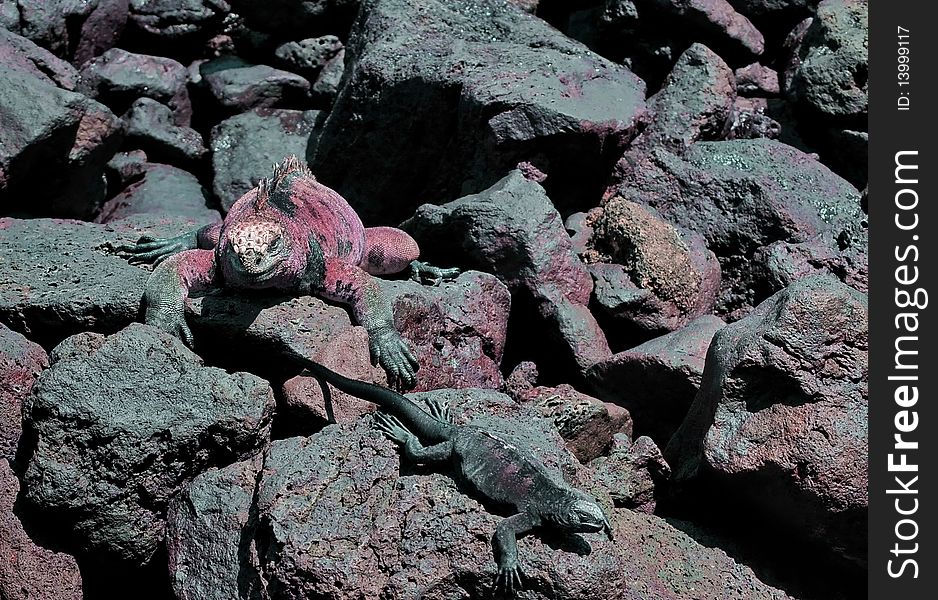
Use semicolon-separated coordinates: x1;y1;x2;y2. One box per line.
515;383;633;462
0;27;78;89
121;98;207;168
22;324;275;564
1;323;48;464
1;461;83;600
6;0;95;59
666;276;867;567
78;48;192;125
728;98;782;140
589;433;670;513
581;197;721;333
312;0;648;224
74;0;130;65
586;315;725;447
0;65;122;219
96;163;220;224
735;62;780;96
403;171;612;375
645;43;737;149
210;108;323;211
200;56;311;113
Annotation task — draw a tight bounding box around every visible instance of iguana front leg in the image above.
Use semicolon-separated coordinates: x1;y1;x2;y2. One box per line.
493;511;542;596
373;413;453;463
141;249;216;346
118;222;222;266
317;257;418;388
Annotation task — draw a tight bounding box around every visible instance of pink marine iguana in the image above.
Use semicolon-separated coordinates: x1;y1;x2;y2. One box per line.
289;351;614;595
119;155;458;387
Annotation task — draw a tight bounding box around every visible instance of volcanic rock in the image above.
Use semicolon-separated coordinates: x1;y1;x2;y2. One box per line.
21;323;275;564
312;0;648;224
1;322;48;465
95;162;220;223
274;35;343;80
589;433;670;513
226;0;360;38
310;47;345;104
200;56;311;114
0;26;78;89
121;98;208;167
127;0;230;41
735;62;779;96
666;275;867;567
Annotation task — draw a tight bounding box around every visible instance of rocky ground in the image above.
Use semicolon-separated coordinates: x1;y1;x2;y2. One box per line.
0;1;866;599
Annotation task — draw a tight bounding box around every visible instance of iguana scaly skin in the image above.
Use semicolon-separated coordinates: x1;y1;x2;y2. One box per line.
119;155;458;387
291;353;614;595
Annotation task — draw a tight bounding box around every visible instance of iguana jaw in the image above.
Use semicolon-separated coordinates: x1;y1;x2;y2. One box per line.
550;496;614;539
224;220;289;281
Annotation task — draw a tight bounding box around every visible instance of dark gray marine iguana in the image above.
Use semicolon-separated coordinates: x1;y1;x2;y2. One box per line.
118;155;458;388
289;351;614;595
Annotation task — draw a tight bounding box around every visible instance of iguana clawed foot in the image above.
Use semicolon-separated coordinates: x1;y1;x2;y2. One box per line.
409;260;460;286
146;305;195;347
117;233;197;266
369;326;419;390
425;397;452;423
496;561;525;596
373;412;412;445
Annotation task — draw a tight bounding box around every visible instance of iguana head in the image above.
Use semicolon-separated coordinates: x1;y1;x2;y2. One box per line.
223;219;290;281
548;493;614;540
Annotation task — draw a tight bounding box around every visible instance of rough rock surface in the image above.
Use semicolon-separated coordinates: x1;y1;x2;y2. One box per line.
0;26;79;89
3;0;95;59
78;48;192;125
785;0;867;120
227;0;360;38
166;456;264;600
74;0;131;66
587;315;725;447
310;47;345;104
127;0;230;41
312;0;648;224
0;216;197;347
514;383;632;462
22;323;275;564
666;276;867;567
589;433;670;513
200;57;311;114
582;197;721;333
644;42;737;149
1;461;83;600
403;171;611;374
0;65;122;218
121;98;208;167
0;323;48;464
210;108;323;211
735;62;779;96
192;388;794;599
607;138;867;314
274;34;343;80
95;163;220;223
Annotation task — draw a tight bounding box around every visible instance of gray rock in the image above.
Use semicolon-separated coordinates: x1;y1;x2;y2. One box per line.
586;315;725;447
128;0;230;41
666;275;867;567
310;47;345;104
200;56;311;114
226;0;360;38
210;108;323;211
95;163;220;223
274;35;343;80
589;433;670;513
0;216;198;348
0;65;122;219
0;26;78;89
403;171;612;375
312;0;648;224
22;323;275;564
121;98;207;168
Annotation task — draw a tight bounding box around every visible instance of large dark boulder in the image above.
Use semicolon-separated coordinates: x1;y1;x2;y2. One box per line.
0;26;79;89
666;276;867;567
120;98;207;168
166;388;791;599
21;323;275;564
312;0;648;224
127;0;230;42
95;162;220;223
199;57;311;115
210;109;323;212
226;0;360;38
403;171;611;375
0;65;122;218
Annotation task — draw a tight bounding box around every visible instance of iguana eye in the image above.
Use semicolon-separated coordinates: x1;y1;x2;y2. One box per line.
269;235;283;250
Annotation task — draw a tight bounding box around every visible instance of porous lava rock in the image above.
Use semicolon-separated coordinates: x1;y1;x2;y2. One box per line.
586;315;725;447
0;216;199;347
200;56;311;114
127;0;230;42
735;62;779;96
210;108;323;211
666;275;867;567
312;0;648;224
607;138;867;315
273;35;343;80
0;26;79;89
0;322;47;465
173;388;793;599
121;98;208;168
589;433;670;513
403;171;611;375
21;323;275;564
95;162;220;223
1;461;83;600
0;65;122;218
77;48;192;125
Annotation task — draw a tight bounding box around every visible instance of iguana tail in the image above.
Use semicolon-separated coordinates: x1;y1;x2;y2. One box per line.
286;349;454;444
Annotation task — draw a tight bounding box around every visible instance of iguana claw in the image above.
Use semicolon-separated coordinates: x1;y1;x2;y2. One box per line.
369;326;418;390
496;562;524;596
118;232;197;266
